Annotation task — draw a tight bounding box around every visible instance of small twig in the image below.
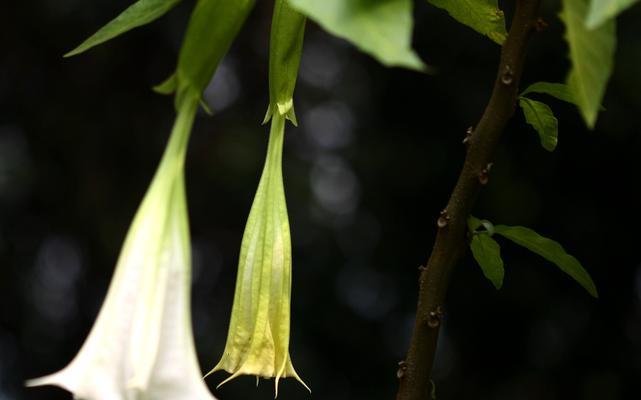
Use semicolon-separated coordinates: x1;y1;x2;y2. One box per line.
395;1;542;399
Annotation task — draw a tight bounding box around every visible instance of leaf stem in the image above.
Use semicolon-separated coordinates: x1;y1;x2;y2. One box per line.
395;1;541;399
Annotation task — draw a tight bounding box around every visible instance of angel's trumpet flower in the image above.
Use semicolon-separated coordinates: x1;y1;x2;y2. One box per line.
208;0;309;396
27;96;215;400
208;112;308;395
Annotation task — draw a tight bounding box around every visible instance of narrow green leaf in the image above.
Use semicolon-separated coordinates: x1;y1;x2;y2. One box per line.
65;0;182;57
289;0;427;71
427;0;507;44
586;0;639;28
470;233;505;289
519;98;559;152
494;225;598;297
521;82;577;105
560;0;616;129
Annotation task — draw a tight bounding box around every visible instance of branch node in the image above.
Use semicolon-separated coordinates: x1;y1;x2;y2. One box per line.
462;126;474;145
436;209;450;228
418;265;427;285
426;306;444;329
534;17;548;32
396;361;408;379
501;65;514;85
478;163;494;185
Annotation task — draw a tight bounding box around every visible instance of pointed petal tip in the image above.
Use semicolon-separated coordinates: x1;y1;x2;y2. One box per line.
215;370;244;389
203;364;223;379
25;377;50;388
25;371;69;390
295;375;311;394
286;361;311;393
272;375;311;397
274;368;311;396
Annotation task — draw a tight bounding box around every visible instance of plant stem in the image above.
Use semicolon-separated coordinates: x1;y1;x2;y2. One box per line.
395;1;542;399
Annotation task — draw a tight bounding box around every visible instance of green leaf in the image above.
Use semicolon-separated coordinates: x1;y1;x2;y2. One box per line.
65;0;182;57
494;225;598;297
519;98;559;151
586;0;639;28
521;81;577;105
470;233;505;289
289;0;427;71
427;0;507;44
560;0;616;129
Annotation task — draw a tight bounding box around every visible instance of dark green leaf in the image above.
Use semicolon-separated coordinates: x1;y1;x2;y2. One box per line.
494;225;598;297
65;0;182;57
586;0;639;28
289;0;427;71
427;0;507;44
470;233;505;289
521;82;577;105
519;98;559;152
560;0;616;129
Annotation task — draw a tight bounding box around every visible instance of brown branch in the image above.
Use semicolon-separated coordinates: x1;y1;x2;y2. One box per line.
395;1;542;399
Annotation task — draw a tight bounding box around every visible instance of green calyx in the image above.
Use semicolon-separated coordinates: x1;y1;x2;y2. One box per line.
264;0;306;126
156;0;256;110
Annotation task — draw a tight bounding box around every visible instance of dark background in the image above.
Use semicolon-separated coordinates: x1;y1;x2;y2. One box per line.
1;0;640;399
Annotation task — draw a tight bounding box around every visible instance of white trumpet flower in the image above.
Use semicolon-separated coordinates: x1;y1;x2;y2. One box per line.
27;97;215;400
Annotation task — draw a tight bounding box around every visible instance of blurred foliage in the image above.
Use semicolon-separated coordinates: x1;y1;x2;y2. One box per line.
1;0;641;399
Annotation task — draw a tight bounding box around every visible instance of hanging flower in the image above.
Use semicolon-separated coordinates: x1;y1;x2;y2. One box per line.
207;1;309;395
27;97;215;400
208;112;308;395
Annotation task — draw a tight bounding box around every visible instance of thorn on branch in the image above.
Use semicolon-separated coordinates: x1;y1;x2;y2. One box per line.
418;265;427;285
478;163;493;185
463;126;474;145
501;65;514;85
534;17;548;32
397;361;408;379
426;306;444;329
437;209;450;228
